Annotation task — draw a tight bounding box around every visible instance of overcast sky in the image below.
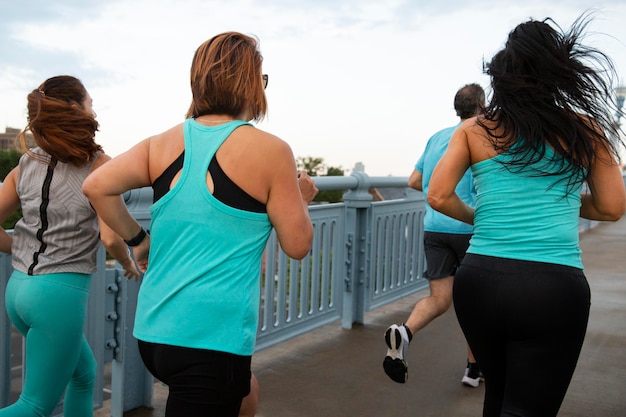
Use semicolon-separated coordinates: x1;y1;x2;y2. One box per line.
1;0;625;176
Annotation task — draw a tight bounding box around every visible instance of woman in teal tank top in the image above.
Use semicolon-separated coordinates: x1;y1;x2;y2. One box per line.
427;13;625;417
83;32;318;417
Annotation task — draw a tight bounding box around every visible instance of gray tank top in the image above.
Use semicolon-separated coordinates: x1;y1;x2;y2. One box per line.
11;148;100;275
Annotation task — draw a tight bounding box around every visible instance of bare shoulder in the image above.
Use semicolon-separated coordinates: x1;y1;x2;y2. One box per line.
232;125;293;157
458;117;501;163
460;117;487;135
237;124;288;145
145;124;184;167
152;123;184;140
148;123;185;149
222;125;297;184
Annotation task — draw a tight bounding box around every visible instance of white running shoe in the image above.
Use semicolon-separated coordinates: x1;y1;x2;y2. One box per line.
462;361;483;387
383;324;411;383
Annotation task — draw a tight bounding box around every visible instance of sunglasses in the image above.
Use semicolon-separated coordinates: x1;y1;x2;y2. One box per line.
262;74;268;89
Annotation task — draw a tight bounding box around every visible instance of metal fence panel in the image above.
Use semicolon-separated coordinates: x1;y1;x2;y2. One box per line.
256;204;345;351
366;198;428;311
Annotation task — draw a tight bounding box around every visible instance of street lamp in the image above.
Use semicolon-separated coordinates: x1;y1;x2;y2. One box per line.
616;86;626;174
616;85;626;126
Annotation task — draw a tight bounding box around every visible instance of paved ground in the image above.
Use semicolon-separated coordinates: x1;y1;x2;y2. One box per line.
98;216;626;417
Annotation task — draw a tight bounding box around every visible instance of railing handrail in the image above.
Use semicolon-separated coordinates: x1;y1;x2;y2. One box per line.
3;172;623;416
312;174;409;191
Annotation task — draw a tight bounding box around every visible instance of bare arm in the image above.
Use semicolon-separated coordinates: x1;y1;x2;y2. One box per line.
0;168;20;253
265;141;318;260
88;153;141;278
408;169;423;191
84;141;153;271
98;217;140;280
0;229;11;254
427;128;475;225
580;144;625;221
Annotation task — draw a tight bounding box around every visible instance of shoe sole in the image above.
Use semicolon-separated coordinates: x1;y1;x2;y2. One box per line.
462;375;480;387
383;326;408;383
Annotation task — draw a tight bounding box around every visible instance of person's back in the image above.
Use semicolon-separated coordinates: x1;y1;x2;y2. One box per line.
135;119;273;356
417;123;474;234
83;32;319;417
384;83;484;387
12;148;101;275
427;15;625;417
0;75;138;417
468;143;582;267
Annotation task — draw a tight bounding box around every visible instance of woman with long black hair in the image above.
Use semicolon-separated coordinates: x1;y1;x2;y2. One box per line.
427;13;625;416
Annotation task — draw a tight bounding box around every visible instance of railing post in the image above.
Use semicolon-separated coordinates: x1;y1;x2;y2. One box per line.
109;188;155;417
0;253;12;407
341;172;372;329
84;245;109;411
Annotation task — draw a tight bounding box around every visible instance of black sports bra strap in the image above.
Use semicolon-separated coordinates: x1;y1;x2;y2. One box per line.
151;151;267;213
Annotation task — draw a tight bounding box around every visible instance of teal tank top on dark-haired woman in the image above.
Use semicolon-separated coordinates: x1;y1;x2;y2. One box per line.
468;147;584;269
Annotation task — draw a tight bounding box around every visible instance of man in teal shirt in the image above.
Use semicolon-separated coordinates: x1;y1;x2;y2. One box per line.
383;83;484;386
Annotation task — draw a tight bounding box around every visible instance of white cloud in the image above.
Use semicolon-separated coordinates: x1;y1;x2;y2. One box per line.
1;0;625;175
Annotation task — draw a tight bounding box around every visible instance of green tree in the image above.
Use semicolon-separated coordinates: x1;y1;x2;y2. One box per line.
296;156;326;177
0;149;21;180
0;149;23;230
296;156;345;203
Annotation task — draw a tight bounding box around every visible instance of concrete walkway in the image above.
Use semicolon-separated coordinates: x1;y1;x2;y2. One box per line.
104;216;626;417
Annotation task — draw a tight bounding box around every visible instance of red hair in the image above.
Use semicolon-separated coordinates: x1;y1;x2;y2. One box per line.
18;75;101;167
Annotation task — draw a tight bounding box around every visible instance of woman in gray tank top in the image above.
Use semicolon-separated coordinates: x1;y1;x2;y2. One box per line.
0;75;139;417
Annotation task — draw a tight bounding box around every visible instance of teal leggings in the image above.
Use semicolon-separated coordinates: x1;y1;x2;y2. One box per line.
2;270;96;417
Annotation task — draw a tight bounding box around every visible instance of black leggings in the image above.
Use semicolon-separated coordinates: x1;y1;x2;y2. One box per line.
138;341;251;417
453;254;590;417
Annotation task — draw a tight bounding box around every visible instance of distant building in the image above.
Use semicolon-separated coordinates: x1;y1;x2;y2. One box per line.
0;127;33;151
0;127;22;151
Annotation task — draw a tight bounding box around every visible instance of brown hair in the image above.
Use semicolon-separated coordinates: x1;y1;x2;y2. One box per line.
18;75;101;167
454;83;485;119
185;32;268;122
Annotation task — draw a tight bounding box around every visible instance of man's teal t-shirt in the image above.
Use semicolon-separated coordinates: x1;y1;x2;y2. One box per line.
416;123;475;234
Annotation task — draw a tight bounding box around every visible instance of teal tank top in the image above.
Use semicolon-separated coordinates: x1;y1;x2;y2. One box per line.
133;119;272;355
468;148;583;269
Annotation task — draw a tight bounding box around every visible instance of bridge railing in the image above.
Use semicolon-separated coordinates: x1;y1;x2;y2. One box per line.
1;173;429;416
5;173;620;415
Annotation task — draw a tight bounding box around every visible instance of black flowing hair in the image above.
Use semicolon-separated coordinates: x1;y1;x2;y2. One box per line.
479;11;623;193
